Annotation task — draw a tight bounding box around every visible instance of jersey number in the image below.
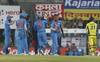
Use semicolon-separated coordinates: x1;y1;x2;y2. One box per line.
90;25;95;30
17;21;24;28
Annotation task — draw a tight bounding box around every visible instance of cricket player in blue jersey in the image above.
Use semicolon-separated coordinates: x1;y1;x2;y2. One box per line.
34;15;48;55
50;14;62;55
16;12;29;54
3;15;13;54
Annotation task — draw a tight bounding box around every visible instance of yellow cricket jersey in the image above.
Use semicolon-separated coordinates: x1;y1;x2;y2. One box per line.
86;21;97;36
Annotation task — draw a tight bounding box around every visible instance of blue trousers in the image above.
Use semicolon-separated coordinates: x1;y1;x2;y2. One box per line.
37;31;47;52
16;29;29;54
51;32;59;54
3;29;11;54
68;51;79;56
15;30;18;48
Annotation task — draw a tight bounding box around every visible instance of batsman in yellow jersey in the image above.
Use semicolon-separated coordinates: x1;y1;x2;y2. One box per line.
86;17;97;56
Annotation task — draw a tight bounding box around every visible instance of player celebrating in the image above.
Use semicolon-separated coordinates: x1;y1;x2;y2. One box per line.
50;14;62;55
15;12;29;55
86;16;97;56
3;15;13;54
33;15;48;55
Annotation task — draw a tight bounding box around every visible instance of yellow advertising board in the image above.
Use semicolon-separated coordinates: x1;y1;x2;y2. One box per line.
64;9;100;20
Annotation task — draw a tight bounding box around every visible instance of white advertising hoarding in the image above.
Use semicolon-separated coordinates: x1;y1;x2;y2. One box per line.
46;28;100;34
0;5;20;29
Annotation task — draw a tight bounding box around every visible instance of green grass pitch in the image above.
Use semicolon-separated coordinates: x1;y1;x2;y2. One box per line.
0;55;100;62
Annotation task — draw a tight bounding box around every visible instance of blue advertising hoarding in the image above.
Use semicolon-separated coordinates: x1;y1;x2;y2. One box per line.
64;0;100;9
